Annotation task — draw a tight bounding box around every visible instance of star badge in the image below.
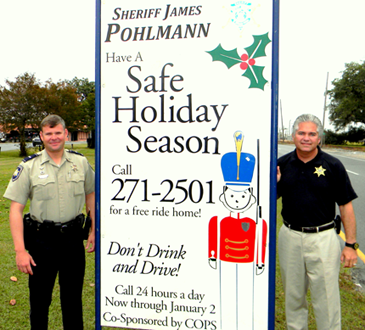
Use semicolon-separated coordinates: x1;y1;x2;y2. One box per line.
71;164;78;172
314;166;326;177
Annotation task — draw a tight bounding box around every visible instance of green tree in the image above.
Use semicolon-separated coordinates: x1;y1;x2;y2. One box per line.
66;77;95;131
328;61;365;130
0;73;47;156
323;129;346;145
42;80;81;131
0;73;82;156
344;126;365;143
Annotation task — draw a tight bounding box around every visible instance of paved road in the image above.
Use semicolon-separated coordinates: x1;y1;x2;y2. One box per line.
0;142;26;152
278;144;365;290
0;141;86;152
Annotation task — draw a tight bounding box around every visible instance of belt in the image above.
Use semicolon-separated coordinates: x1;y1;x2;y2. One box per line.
283;220;335;233
25;214;85;234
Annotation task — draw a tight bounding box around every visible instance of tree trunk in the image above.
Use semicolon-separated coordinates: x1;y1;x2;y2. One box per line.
19;139;27;157
19;126;27;157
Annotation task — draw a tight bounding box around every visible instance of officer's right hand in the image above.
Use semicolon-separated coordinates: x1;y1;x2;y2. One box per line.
16;250;36;275
277;166;281;182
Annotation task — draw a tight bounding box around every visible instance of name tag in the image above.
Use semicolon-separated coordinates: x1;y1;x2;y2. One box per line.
38;174;49;179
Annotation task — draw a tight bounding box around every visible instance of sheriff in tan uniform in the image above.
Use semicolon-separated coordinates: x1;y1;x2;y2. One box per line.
4;114;95;330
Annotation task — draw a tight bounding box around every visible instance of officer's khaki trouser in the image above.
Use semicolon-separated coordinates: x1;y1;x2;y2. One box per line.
278;225;341;330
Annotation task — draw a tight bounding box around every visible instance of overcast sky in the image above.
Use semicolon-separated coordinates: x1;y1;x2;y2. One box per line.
0;1;95;83
280;0;365;132
1;0;364;132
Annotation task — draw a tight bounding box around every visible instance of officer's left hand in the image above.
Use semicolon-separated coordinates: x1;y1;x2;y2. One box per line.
86;232;95;253
277;166;281;182
341;246;358;268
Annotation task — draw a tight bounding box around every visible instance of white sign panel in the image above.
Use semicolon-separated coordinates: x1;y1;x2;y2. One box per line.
97;1;277;329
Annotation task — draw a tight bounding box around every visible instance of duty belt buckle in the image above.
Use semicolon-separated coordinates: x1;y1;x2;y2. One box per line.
302;226;318;233
42;220;55;231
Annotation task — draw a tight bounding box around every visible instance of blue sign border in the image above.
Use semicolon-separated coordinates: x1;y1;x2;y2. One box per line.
268;1;280;329
95;0;101;328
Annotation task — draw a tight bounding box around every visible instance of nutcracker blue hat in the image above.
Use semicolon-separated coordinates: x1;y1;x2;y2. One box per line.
221;131;255;188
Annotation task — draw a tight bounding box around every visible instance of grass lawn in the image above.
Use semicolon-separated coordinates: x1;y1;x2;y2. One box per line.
0;145;364;329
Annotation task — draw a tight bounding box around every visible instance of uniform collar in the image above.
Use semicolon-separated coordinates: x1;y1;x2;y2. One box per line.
40;149;68;166
64;149;74;163
292;146;322;164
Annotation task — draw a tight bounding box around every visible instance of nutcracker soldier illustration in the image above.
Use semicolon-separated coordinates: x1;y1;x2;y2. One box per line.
208;131;267;330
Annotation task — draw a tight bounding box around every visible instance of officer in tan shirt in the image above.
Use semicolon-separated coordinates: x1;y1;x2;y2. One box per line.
4;114;95;330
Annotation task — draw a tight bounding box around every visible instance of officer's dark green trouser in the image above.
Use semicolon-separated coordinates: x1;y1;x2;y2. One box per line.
28;230;85;330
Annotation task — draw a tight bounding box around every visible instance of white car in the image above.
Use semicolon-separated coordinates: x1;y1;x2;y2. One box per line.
32;136;42;147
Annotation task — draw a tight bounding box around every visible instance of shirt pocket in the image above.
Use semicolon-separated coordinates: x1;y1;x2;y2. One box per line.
67;173;85;196
32;175;56;200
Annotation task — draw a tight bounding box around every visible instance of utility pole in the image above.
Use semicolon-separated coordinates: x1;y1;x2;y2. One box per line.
280;100;284;142
322;72;329;145
288;120;291;137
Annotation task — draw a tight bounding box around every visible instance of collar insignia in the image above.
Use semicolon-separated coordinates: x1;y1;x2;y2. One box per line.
314;166;326;177
39;166;45;175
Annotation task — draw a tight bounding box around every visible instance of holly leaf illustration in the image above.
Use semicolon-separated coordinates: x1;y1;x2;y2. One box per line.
244;33;271;59
242;65;267;90
206;32;271;90
206;44;241;69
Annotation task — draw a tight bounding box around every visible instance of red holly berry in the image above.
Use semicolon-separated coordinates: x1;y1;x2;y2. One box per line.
240;62;248;70
248;59;256;66
240;53;256;70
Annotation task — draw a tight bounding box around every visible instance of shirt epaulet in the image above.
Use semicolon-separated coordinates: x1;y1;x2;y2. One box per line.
22;153;41;163
66;150;84;157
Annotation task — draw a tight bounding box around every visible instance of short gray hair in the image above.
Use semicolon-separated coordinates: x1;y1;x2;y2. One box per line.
40;114;66;131
292;114;323;137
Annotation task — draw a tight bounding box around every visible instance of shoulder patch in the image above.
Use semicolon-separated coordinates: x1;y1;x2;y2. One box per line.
67;150;84;157
12;165;24;182
22;153;41;163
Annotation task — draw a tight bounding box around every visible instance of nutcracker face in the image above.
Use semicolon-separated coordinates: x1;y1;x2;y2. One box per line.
219;186;256;213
